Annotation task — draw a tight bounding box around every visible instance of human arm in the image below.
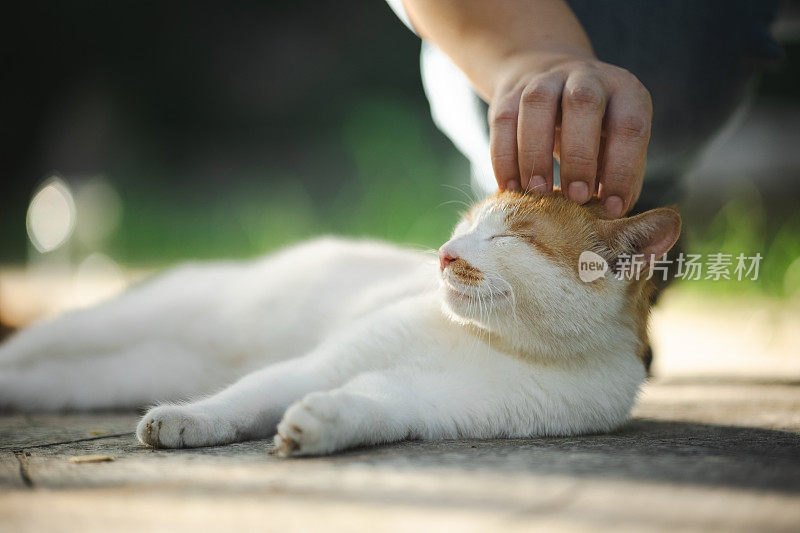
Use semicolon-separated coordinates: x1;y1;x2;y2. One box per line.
402;0;652;217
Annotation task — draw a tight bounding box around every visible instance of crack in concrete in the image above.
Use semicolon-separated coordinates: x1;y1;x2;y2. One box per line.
13;450;34;488
6;432;134;489
2;432;134;453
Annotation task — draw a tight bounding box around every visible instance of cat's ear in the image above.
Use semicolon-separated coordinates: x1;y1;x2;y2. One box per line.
599;206;682;271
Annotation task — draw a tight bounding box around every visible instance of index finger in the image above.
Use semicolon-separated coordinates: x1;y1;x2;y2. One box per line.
598;85;652;217
489;86;525;190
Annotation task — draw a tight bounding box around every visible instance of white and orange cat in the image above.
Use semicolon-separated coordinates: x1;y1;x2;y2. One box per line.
0;191;680;456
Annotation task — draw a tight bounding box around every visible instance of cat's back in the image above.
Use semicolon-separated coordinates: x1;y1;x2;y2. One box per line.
242;236;433;298
218;237;438;361
244;237;436;320
258;236;431;283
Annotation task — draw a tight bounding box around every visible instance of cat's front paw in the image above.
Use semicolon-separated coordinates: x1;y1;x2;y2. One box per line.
274;392;354;457
136;405;234;449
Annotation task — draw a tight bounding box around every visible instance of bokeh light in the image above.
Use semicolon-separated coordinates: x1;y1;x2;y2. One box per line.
25;176;77;253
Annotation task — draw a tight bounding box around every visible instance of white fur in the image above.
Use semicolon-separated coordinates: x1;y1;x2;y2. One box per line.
0;202;646;456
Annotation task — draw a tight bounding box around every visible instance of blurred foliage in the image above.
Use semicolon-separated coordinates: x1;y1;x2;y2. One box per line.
108;98;467;263
0;0;442;261
683;180;800;299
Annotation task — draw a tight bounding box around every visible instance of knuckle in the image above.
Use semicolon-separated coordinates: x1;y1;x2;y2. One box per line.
521;82;560;107
564;83;604;111
489;108;518;125
612;114;651;141
489;105;518;125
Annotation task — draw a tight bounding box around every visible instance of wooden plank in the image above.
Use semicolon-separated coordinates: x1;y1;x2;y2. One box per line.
0;413;139;450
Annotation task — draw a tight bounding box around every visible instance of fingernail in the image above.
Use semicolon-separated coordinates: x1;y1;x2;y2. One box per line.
567;181;590;203
505;179;520;191
528;175;547;192
605;195;624;217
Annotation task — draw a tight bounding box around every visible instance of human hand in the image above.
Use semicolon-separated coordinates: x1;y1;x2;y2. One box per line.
489;49;652;217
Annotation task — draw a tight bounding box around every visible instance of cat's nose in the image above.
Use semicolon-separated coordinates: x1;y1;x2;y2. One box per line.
438;247;458;271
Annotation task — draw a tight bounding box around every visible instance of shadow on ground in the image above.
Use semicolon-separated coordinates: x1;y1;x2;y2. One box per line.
2;415;799;494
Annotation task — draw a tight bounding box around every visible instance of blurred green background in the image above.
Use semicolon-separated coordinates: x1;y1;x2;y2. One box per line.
1;1;467;265
1;1;799;303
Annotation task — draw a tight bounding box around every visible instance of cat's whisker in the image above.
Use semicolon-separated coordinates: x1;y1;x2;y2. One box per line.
437;199;471;210
464;182;484;203
441;184;477;206
400;243;440;255
462;181;486;204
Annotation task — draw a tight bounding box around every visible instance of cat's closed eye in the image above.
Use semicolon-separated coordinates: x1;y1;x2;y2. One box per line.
489;234;516;241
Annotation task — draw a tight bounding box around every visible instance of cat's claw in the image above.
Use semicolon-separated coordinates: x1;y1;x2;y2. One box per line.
273;392;350;457
272;433;299;457
136;405;232;449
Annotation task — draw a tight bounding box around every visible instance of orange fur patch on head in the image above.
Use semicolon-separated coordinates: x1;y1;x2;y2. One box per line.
480;189;680;368
492;190;607;274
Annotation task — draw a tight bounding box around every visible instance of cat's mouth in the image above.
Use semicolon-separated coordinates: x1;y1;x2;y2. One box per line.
443;282;510;304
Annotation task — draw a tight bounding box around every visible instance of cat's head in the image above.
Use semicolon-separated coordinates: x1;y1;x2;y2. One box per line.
438;190;681;363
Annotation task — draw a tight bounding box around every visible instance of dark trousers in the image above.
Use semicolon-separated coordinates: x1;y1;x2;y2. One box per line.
567;0;782;211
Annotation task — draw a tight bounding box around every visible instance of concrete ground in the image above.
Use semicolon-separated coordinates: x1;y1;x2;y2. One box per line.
1;289;799;532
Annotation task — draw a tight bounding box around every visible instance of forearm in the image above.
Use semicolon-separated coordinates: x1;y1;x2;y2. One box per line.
402;0;593;100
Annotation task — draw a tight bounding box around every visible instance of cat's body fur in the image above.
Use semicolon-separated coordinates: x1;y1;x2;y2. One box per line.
0;191;680;456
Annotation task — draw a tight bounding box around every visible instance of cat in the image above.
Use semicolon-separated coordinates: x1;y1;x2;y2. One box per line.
0;190;680;456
